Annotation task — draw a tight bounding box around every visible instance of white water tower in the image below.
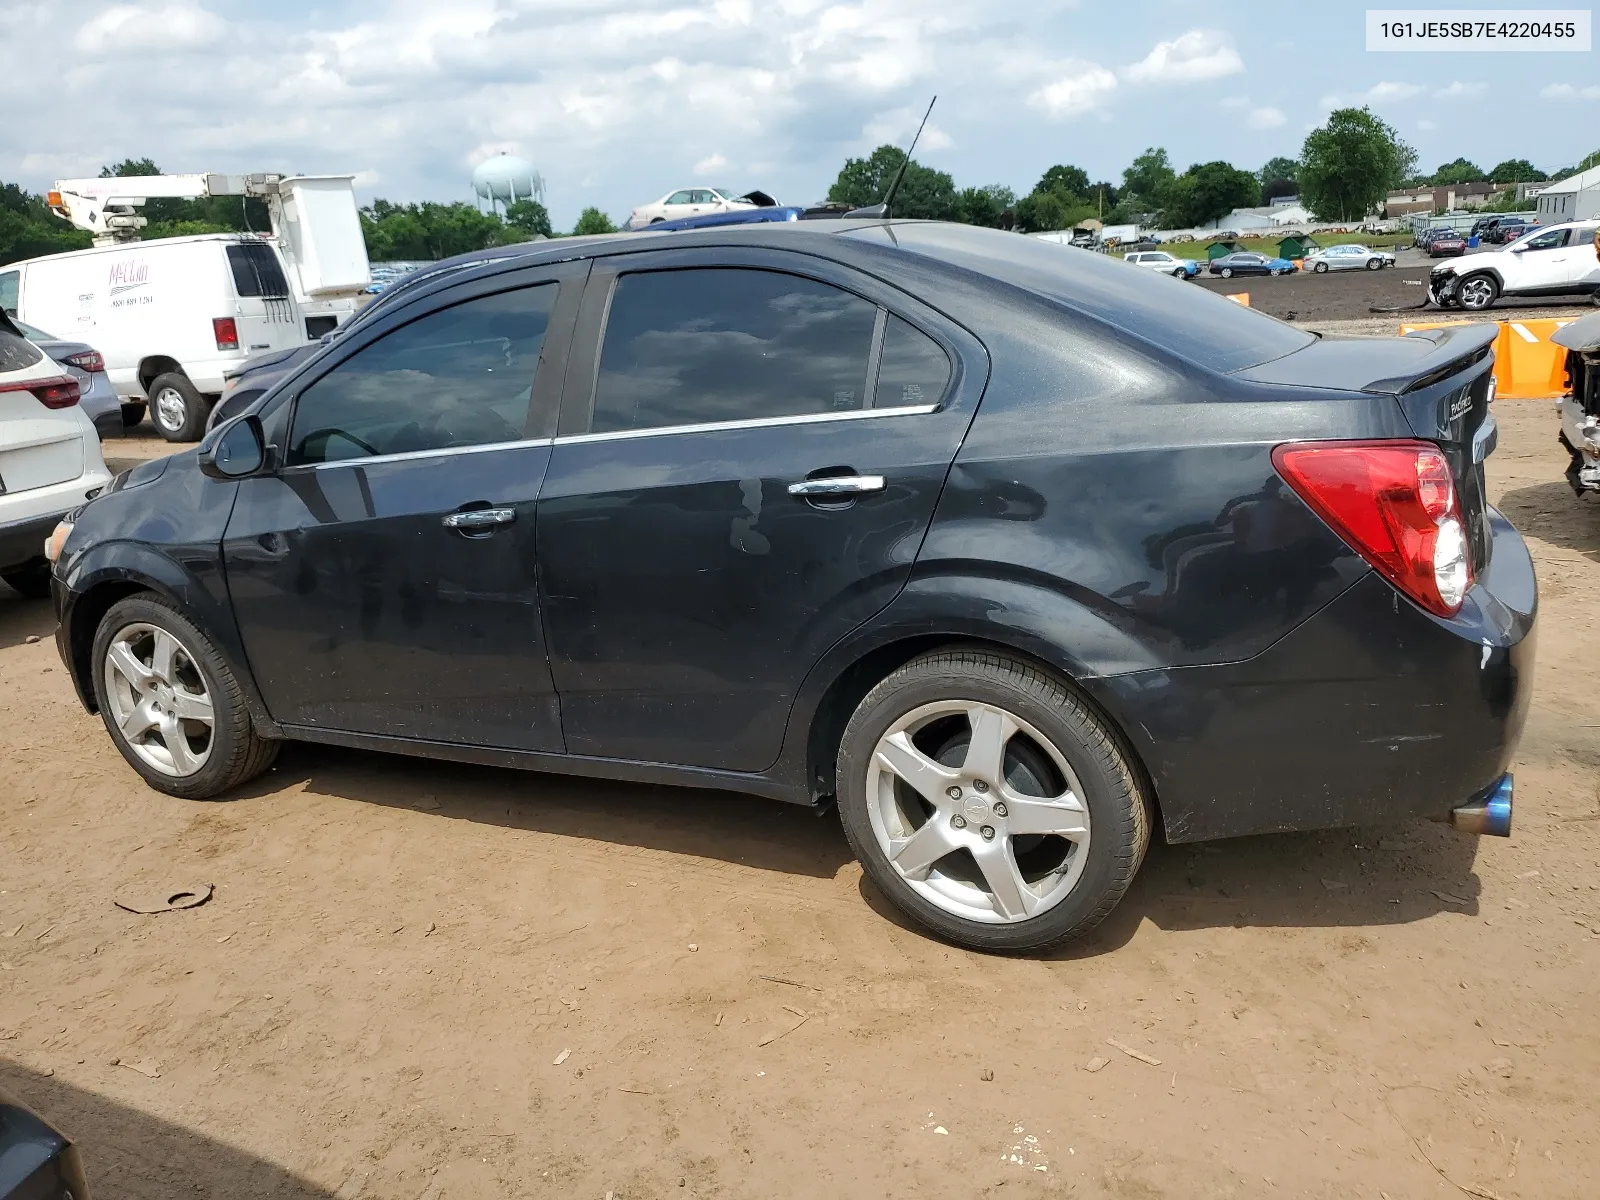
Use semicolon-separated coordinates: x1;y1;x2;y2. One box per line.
472;154;544;213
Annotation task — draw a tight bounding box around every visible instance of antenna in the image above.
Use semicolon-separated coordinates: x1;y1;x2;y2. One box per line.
845;95;936;219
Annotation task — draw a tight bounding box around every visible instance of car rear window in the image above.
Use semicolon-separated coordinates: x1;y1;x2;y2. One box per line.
847;223;1314;374
0;313;43;373
227;243;291;299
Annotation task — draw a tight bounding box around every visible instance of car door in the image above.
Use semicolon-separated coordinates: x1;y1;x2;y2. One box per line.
661;190;696;221
534;247;987;773
221;260;585;748
1505;227;1572;291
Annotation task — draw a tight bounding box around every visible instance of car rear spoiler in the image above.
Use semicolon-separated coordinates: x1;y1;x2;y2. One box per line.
1363;323;1500;395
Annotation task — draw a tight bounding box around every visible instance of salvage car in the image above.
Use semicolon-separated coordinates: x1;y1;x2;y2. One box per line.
46;221;1534;953
1303;244;1395;273
1555;309;1600;494
1;310;112;597
10;319;127;437
1430;220;1600;311
625;188;777;229
1427;231;1469;257
1123;250;1200;278
1208;252;1296;277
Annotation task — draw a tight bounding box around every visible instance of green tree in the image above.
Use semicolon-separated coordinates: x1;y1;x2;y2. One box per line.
572;207;618;236
1121;147;1176;212
360;199;518;260
1;181;93;269
1487;158;1546;183
1014;189;1096;233
1430;157;1485;185
1161;161;1260;228
504;199;553;239
1298;107;1413;222
1258;155;1299;185
1034;164;1091;201
826;145;958;219
955;184;1015;228
1262;177;1300;203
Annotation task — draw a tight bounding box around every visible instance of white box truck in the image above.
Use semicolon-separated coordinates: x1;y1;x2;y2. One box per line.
0;173;370;441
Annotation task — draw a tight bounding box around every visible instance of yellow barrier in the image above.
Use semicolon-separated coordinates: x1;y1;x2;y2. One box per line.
1398;317;1579;399
1224;292;1250;307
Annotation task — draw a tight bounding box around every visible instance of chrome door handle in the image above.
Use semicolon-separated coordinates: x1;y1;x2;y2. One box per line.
443;507;515;530
787;475;885;497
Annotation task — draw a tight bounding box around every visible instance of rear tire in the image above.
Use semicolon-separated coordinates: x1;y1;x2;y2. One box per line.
835;648;1152;953
1220;267;1233;278
92;593;278;799
147;373;209;442
2;560;53;599
1314;262;1329;273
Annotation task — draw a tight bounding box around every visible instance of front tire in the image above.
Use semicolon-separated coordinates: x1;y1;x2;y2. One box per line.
2;560;53;599
835;648;1152;953
147;373;209;442
1457;273;1500;311
1366;258;1382;270
92;594;278;799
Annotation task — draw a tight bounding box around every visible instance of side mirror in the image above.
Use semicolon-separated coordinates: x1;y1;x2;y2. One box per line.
198;414;267;479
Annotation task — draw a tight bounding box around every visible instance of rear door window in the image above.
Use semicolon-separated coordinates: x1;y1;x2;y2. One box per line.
0;271;18;316
288;285;556;464
227;244;291;299
875;315;950;409
590;268;879;433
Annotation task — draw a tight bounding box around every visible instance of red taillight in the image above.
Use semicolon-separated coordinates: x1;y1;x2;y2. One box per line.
213;317;239;350
62;349;105;374
1273;440;1472;618
0;374;81;409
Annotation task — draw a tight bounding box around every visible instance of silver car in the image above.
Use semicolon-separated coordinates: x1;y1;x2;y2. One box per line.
11;318;131;437
1304;244;1395;273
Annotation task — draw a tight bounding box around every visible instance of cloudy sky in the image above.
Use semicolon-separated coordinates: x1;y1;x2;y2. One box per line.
3;0;1595;227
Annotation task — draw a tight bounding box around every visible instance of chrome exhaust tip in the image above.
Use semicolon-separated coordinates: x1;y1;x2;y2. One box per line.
1450;773;1513;837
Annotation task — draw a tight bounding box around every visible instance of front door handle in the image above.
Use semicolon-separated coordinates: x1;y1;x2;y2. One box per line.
443;507;516;532
787;475;885;498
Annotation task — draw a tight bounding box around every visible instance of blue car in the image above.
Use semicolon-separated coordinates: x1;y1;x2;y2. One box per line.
641;206;805;232
1208;252;1296;278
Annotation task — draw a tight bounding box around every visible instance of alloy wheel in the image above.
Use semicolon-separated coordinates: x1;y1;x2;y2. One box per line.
1459;276;1496;309
154;386;187;432
102;622;214;776
865;700;1091;924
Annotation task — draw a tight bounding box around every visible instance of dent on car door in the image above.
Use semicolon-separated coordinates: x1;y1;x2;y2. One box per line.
221;264;585;748
535;251;988;773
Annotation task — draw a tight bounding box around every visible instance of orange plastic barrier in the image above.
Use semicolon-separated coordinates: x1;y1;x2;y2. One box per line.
1398;318;1579;399
1224;292;1250;307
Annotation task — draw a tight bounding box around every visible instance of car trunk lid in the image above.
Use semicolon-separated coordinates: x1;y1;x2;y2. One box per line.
1236;323;1500;574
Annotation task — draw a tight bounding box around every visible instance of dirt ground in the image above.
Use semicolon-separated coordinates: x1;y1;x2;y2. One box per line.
2;402;1598;1200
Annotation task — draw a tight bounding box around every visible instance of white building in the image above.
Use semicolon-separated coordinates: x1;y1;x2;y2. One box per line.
1536;165;1600;223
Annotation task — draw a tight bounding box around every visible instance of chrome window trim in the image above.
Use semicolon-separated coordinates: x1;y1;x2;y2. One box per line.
554;403;939;447
283;436;555;474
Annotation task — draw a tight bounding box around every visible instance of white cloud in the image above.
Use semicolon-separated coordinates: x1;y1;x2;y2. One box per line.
862;108;952;152
693;152;729;175
1123;30;1244;86
1028;63;1119;118
1320;81;1425;108
1246;106;1286;130
75;2;225;54
1434;81;1486;99
1542;82;1600;100
1418;118;1438;131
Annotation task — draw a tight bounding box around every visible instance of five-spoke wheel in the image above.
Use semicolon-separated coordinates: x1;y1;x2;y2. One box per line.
92;594;278;798
837;648;1151;953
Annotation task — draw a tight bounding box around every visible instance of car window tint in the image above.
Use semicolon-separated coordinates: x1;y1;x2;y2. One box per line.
288;285;555;465
227;244;290;299
666;191;694;205
591;268;878;433
1524;229;1568;250
0;271;18;316
875;315;950;409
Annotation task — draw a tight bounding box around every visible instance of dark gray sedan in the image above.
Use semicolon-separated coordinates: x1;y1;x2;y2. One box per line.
13;319;131;438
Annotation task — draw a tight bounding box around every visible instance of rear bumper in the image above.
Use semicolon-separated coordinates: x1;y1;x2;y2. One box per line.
0;510;63;573
1088;505;1536;843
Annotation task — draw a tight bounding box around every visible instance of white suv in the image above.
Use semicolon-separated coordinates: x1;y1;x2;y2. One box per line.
1429;220;1600;311
0;312;111;597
